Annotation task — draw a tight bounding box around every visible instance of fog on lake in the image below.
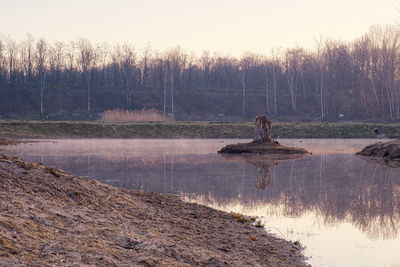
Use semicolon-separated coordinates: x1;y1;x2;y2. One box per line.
2;138;400;267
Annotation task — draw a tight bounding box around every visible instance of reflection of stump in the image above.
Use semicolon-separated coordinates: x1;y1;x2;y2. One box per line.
255;166;271;189
220;154;309;190
253;161;274;190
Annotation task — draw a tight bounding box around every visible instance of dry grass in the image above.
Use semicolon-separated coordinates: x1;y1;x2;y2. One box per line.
100;109;170;122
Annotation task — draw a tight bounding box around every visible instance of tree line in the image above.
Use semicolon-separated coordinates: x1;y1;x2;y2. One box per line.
1;24;400;121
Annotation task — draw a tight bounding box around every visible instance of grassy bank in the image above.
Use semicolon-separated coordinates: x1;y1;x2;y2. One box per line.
1;120;400;139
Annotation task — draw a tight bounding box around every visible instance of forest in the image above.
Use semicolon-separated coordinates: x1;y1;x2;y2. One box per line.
1;24;400;121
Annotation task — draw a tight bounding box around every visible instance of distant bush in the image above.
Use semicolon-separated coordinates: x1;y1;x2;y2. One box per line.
100;109;169;122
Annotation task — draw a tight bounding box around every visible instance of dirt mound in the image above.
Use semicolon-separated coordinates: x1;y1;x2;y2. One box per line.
356;139;400;160
218;141;310;155
0;153;308;266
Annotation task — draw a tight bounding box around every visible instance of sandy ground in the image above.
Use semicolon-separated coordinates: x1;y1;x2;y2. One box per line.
0;153;308;266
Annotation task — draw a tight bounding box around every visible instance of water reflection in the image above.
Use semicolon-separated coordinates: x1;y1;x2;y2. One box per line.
221;154;308;190
358;154;400;168
2;139;400;266
5;151;399;240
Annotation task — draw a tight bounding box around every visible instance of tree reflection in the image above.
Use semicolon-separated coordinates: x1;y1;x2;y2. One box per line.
268;155;400;240
25;152;400;240
220;154;307;190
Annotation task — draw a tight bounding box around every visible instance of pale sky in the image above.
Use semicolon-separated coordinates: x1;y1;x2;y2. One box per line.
1;0;399;56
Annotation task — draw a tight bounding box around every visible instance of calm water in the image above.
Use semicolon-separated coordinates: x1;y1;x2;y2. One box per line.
2;139;400;267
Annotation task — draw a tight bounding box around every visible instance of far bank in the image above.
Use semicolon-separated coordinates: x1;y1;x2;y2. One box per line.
1;120;400;139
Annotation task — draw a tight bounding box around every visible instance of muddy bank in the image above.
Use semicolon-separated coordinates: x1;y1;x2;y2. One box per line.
0;153;308;266
356;139;400;160
0;138;32;146
218;141;310;155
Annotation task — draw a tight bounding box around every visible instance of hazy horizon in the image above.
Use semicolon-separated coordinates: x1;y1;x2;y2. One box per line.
1;0;399;56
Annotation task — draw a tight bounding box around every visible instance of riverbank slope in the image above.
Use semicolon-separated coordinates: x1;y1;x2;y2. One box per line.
0;153;308;266
1;120;400;138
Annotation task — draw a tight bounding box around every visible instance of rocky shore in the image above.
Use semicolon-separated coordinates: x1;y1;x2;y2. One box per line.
0;153;308;266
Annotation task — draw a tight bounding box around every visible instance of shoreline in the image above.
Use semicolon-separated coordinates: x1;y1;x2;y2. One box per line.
2;120;400;139
0;153;309;266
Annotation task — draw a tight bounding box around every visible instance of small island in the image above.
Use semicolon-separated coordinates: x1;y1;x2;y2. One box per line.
218;116;310;155
218;140;310;154
356;139;400;166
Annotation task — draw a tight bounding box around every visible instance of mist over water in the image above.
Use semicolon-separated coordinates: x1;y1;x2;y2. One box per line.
2;139;400;266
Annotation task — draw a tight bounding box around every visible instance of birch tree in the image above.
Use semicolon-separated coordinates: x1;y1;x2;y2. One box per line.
77;38;96;114
239;52;259;117
112;44;137;109
311;38;327;120
270;51;281;115
35;38;48;115
66;41;76;90
0;36;5;85
6;36;17;85
263;61;270;114
284;48;302;112
139;43;151;87
24;34;34;85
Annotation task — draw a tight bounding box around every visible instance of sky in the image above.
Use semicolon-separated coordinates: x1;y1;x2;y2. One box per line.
1;0;399;56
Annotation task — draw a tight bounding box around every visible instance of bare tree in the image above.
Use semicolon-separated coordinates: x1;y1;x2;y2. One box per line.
151;52;169;116
240;52;259;117
48;41;65;82
263;60;270;114
166;46;186;117
313;38;327;120
379;25;400;120
24;34;34;85
77;38;96;114
35;38;48;115
270;50;281;115
352;35;371;109
199;50;211;88
66;41;76;90
112;43;136;109
284;48;303;112
6;36;17;85
139;43;151;87
97;42;110;87
184;51;196;89
121;44;136;108
163;59;168;116
0;36;6;85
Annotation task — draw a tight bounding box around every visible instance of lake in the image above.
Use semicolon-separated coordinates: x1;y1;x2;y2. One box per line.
1;138;400;267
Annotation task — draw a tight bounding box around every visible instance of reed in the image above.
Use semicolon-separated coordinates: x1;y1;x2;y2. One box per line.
101;109;169;122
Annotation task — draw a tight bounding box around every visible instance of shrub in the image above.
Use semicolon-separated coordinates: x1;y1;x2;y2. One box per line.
100;109;169;122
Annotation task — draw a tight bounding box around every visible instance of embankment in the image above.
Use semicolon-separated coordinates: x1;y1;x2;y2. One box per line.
1;120;400;138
